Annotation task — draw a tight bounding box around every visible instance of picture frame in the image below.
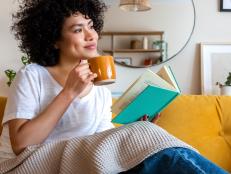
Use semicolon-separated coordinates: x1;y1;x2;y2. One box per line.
200;43;231;95
220;0;231;12
114;57;132;66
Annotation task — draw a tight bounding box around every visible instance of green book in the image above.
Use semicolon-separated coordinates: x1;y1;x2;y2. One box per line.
112;66;180;124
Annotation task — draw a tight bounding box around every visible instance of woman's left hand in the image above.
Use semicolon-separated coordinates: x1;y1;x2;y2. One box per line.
139;113;161;123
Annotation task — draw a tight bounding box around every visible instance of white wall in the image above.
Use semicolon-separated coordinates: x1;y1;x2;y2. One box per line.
0;0;231;96
0;0;21;96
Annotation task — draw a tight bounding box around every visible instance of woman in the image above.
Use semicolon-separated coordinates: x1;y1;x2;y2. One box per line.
0;0;228;173
0;0;113;161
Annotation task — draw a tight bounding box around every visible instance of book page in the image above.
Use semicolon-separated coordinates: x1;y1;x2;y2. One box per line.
157;66;181;92
112;69;175;115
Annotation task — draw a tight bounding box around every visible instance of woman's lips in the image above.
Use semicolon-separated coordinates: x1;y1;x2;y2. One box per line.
84;44;96;50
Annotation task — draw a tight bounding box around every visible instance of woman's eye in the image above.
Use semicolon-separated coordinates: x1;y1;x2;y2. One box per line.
90;25;94;30
74;28;82;33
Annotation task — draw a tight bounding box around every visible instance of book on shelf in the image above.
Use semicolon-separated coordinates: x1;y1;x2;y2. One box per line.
111;66;180;124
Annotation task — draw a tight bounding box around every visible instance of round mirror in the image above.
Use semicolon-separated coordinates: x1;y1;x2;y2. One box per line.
98;0;196;68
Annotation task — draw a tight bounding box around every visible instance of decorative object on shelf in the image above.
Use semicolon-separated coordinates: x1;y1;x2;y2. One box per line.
216;72;231;95
142;36;148;50
220;0;231;12
152;40;168;62
143;58;152;66
200;43;231;95
130;40;142;49
152;40;163;50
119;0;151;12
4;55;30;86
115;57;132;66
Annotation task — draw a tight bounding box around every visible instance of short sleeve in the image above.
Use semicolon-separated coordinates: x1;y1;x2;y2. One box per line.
2;65;40;124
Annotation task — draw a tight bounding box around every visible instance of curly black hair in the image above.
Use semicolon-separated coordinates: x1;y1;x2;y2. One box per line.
12;0;107;66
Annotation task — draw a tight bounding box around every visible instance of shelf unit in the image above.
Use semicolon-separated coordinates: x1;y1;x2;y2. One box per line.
101;31;164;55
99;31;165;67
103;49;161;53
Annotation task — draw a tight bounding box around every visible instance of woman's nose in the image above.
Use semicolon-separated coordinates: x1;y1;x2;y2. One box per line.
84;29;94;41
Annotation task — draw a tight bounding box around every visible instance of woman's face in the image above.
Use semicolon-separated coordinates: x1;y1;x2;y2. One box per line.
56;12;99;62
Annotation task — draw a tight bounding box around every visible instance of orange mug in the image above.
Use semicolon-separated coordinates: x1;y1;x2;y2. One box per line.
88;55;116;85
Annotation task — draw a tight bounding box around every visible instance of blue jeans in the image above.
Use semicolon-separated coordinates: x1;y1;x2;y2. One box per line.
121;147;228;174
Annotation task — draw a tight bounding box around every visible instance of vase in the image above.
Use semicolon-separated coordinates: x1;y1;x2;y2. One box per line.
220;86;231;95
143;36;148;50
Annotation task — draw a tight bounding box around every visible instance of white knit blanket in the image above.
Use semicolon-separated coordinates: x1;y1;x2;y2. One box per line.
0;122;196;174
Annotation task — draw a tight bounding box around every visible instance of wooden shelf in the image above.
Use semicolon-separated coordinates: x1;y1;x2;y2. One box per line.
99;31;164;67
103;49;162;53
102;31;164;36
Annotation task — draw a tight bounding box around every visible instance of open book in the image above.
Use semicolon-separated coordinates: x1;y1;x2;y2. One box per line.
112;66;180;124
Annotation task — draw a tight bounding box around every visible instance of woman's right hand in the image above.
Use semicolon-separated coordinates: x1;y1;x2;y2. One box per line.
63;60;97;100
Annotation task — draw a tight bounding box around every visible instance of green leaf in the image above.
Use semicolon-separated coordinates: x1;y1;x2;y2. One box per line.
4;69;16;78
21;56;30;65
4;55;30;87
4;69;16;86
225;72;231;86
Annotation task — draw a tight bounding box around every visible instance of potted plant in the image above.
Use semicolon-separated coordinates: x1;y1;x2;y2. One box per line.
216;72;231;95
4;55;30;86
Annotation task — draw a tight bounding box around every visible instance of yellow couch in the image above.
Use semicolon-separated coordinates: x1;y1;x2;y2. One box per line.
156;95;231;172
0;95;231;172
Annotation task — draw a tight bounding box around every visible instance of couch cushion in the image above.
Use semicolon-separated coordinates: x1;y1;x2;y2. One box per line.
156;95;231;172
0;97;7;135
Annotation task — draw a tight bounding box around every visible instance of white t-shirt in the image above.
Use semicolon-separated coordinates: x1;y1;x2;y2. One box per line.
0;63;114;162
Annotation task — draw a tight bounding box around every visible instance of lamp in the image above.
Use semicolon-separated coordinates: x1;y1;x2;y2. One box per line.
119;0;151;12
